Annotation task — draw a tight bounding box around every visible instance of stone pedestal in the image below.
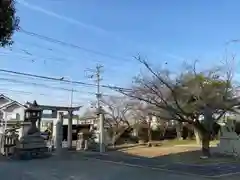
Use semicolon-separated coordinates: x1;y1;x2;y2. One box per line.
217;121;240;156
16;131;48;159
18;132;46;149
217;131;240;156
76;139;83;151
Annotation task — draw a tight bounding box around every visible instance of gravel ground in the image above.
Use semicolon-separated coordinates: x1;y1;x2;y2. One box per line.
0;155;210;180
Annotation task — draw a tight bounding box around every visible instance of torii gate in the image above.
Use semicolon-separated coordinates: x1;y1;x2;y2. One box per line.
26;102;81;149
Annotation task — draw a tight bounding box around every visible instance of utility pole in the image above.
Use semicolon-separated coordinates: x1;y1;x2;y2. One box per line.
86;64;104;152
86;64;103;112
70;86;73;108
96;65;103;113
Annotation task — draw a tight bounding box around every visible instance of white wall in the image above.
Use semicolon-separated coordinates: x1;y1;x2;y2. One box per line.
4;106;25;121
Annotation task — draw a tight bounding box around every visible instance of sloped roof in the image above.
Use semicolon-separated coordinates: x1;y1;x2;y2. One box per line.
0;94;14;108
0;94;24;110
0;94;14;101
0;100;25;110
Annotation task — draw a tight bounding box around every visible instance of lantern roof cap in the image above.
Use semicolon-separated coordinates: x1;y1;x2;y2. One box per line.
25;100;42;111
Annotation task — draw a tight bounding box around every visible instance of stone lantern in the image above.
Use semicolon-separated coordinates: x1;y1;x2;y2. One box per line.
16;101;48;159
24;100;42;134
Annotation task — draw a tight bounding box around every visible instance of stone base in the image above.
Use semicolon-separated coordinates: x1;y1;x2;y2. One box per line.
15;133;50;160
19;133;46;147
217;136;240;157
14;147;50;160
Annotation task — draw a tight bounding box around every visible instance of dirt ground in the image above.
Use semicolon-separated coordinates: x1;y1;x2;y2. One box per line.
115;142;238;165
119;145;199;158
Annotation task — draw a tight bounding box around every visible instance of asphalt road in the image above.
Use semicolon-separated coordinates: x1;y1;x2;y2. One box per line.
0;157;209;180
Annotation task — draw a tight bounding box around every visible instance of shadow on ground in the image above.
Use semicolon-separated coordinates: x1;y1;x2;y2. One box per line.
73;146;240;178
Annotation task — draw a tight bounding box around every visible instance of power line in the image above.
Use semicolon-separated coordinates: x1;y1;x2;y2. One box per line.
0;69;95;86
0;88;44;96
0;68;131;91
0;88;93;102
0;76;112;97
0;48;70;63
0;77;96;95
1;40;134;74
20;28;132;62
0;71;90;89
0;48;132;75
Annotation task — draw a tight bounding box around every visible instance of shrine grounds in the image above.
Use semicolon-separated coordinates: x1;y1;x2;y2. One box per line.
1;142;240;180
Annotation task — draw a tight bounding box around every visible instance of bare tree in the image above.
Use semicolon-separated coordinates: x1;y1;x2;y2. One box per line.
100;95;134;146
128;102;152;143
100;96;133;126
128;101;168;145
113;57;240;157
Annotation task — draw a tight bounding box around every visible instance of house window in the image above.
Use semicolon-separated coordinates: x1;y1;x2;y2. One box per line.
16;113;20;121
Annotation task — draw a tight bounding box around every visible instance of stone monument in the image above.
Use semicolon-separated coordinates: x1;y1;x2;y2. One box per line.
76;131;89;151
76;132;84;151
217;119;240;156
55;112;63;154
16;100;48;159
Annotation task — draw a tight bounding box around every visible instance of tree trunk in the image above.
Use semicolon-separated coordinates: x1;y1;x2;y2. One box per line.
159;127;166;140
147;122;152;147
176;123;182;140
194;121;211;157
194;127;201;145
201;132;211;157
112;132;117;147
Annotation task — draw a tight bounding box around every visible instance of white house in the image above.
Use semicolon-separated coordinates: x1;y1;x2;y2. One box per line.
0;94;25;121
0;94;29;138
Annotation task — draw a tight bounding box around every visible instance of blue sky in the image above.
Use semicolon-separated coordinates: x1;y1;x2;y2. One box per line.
0;0;240;112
